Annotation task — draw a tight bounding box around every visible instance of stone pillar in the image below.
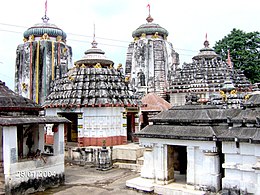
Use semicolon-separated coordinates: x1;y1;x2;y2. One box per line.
203;152;221;192
154;144;167;185
3;126;18;175
187;146;195;185
38;124;45;153
53;124;64;156
141;147;155;179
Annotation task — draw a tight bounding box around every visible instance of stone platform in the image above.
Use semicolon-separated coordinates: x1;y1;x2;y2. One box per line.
126;175;207;195
65;143;145;170
112;143;145;163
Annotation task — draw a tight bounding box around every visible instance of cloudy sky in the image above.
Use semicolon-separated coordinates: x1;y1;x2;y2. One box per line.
0;0;259;90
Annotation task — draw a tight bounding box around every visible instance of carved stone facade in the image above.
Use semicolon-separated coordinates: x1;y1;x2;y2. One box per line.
125;14;179;99
15;18;72;105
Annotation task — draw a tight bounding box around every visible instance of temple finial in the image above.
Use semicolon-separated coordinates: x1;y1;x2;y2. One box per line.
146;4;153;23
41;0;49;23
91;23;98;48
204;33;209;48
147;4;151;16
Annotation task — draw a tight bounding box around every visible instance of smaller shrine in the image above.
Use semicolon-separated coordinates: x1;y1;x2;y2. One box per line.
210;79;245;109
127;94;260;194
44;36;141;148
169;38;251;106
0;80;69;194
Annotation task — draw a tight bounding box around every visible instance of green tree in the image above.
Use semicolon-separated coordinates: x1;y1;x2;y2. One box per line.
213;28;260;83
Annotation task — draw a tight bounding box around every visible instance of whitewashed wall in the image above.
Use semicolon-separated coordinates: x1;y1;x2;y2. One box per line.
222;142;260;194
83;107;126;138
46;107;126;140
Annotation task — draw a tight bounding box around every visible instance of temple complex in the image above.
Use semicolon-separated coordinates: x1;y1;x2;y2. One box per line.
0;80;69;194
44;37;141;147
15;13;72;105
125;7;179;99
127;94;260;194
169;38;251;106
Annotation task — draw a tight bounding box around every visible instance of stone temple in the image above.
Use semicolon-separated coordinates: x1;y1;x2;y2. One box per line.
15;15;72;105
44;37;141;146
169;38;251;106
125;12;179;99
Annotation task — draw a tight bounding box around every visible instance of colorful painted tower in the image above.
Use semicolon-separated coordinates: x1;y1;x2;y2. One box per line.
15;8;72;105
125;5;179;99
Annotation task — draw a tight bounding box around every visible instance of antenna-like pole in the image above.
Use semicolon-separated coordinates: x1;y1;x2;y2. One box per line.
91;23;98;48
42;0;49;23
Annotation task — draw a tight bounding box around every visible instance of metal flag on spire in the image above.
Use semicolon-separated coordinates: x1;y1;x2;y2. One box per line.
42;0;49;23
92;23;98;48
146;3;153;23
45;0;47;16
147;3;151;16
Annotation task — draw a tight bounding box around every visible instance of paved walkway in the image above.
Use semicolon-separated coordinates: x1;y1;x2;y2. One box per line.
36;164;150;195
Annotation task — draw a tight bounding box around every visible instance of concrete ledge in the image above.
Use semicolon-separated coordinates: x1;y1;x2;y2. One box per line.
126;177;154;192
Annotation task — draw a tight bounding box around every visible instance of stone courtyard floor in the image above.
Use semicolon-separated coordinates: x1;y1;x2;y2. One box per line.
35;164;151;195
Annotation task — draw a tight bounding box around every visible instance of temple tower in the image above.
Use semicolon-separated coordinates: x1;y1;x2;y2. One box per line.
125;6;179;99
15;8;72;105
44;35;141;146
169;38;251;106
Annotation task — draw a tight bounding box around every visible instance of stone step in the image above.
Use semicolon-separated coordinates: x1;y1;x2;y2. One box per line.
114;162;142;172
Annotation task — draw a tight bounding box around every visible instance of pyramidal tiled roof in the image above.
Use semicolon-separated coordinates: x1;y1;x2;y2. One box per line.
44;66;141;108
171;39;251;93
44;39;142;109
0;80;41;111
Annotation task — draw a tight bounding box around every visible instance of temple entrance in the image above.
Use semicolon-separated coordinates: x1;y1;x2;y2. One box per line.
59;113;78;143
127;112;135;142
167;145;187;183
